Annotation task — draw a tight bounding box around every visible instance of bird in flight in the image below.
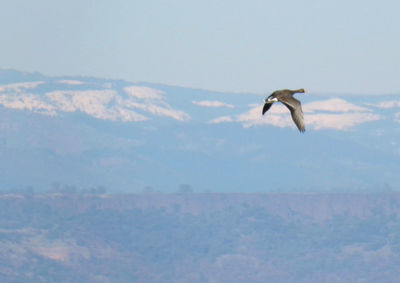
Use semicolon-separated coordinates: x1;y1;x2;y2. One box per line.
262;89;307;132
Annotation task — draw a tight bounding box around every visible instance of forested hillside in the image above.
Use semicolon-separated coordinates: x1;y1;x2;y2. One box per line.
1;192;400;282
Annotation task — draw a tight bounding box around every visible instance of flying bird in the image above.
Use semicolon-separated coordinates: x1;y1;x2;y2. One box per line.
262;89;307;132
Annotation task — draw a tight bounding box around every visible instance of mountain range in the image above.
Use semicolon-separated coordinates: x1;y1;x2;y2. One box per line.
0;69;399;192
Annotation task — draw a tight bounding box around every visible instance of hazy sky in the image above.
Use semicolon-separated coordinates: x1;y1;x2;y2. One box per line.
1;0;400;94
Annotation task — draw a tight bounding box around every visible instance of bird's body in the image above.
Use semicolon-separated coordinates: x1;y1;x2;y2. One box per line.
262;89;306;132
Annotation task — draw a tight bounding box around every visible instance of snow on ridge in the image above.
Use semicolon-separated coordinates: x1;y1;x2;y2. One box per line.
211;98;381;130
0;93;56;116
209;116;233;124
99;105;148;122
1;82;382;128
57;80;84;85
45;89;149;122
373;101;400;109
306;113;381;130
124;86;163;100
0;83;189;122
46;90;116;113
44;90;145;121
303;98;371;113
121;86;190;121
192;100;234;108
0;81;45;93
123;100;190;121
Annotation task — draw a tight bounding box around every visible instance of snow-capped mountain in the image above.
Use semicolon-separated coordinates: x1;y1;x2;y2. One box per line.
1;69;399;192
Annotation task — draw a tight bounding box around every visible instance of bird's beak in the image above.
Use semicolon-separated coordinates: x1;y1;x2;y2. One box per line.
304;89;308;93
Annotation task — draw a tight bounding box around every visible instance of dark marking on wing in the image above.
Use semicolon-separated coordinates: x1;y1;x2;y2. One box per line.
262;103;273;115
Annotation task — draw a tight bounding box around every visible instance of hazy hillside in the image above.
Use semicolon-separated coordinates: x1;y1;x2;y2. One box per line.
1;192;400;283
0;69;400;192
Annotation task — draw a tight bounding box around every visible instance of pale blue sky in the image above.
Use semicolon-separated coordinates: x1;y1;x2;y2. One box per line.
1;0;400;94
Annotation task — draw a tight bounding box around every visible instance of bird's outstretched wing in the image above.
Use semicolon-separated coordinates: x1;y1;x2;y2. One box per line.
279;96;305;132
262;102;273;115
